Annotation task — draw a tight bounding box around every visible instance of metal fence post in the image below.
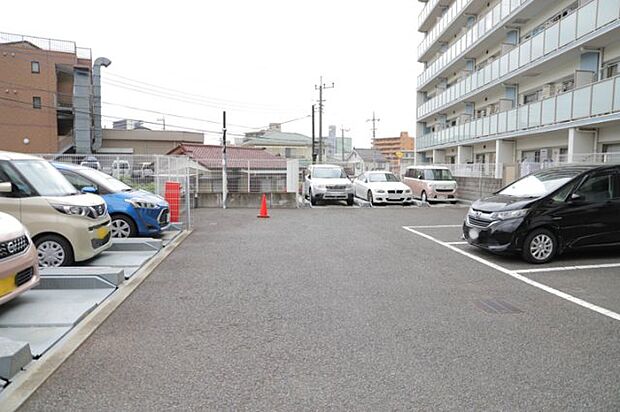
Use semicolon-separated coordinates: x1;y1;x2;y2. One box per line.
248;160;251;193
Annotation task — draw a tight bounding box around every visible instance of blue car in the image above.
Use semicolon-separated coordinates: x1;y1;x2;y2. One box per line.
53;163;170;238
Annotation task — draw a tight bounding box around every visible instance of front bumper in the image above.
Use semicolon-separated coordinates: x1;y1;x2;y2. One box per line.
313;188;354;200
462;216;525;253
0;243;40;306
134;206;171;235
428;188;457;201
70;219;112;262
373;193;413;204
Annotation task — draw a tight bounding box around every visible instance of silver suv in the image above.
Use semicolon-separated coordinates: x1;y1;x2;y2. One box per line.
303;164;354;206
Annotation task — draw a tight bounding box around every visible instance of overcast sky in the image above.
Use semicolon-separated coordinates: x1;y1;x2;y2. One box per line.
4;0;424;147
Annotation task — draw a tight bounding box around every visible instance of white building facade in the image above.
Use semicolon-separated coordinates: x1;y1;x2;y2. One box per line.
416;0;620;177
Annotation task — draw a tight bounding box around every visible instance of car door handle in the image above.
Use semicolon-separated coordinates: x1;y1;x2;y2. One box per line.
552;216;562;221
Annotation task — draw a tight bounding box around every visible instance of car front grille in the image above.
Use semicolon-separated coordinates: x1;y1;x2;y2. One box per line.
436;188;454;193
0;235;29;260
387;190;404;194
467;216;493;228
327;185;347;190
15;267;34;287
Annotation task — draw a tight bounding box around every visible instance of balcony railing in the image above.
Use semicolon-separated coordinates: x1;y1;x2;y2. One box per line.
417;0;527;88
419;0;442;29
417;73;620;150
418;0;620;120
0;31;92;61
418;0;473;59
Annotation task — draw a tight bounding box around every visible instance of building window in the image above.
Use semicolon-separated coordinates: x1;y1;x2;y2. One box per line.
524;90;540;104
31;61;40;73
32;96;42;109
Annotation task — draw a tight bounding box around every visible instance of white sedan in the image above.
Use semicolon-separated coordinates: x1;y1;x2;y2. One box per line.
353;171;413;205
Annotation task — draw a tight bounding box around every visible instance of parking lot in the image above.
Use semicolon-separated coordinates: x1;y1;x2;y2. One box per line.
16;206;620;411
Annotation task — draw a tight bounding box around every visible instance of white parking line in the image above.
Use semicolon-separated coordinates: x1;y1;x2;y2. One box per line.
409;224;463;229
516;262;620;274
445;241;468;245
403;226;620;322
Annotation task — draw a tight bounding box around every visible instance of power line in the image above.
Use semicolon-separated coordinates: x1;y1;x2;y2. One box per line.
0;95;246;136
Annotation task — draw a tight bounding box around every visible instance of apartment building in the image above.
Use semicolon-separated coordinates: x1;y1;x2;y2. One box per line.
415;0;620;176
0;32;94;154
373;131;415;173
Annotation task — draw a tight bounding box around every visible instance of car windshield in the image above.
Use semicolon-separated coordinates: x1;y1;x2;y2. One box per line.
12;160;79;197
424;169;454;181
369;173;399;182
313;168;346;178
78;168;133;193
498;169;581;197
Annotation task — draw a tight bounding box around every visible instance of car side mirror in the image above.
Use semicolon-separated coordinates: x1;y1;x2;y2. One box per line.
570;193;584;202
81;186;98;194
0;182;12;193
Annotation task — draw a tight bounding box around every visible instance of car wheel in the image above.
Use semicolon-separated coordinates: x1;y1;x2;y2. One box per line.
111;214;137;238
35;234;74;267
522;228;557;264
309;189;317;206
367;190;374;206
421;191;428;203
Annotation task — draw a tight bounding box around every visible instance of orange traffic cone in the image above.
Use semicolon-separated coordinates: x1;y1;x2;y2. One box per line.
257;194;270;218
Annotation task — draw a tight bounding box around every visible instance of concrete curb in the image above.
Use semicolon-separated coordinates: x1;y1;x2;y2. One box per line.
0;230;192;412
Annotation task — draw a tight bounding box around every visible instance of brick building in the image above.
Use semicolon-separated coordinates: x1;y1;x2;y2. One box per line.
372;131;415;173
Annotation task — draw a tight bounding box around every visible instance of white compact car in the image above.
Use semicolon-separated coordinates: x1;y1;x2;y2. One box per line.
353;171;413;205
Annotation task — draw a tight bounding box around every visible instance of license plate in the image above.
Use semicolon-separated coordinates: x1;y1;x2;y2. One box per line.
96;227;109;239
0;275;16;297
469;228;480;240
437;195;446;200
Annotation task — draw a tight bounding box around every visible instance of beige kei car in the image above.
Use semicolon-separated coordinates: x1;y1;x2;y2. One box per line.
0;151;112;267
0;212;39;305
403;165;458;203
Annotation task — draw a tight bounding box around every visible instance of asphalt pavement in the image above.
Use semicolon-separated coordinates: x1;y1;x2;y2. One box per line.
21;207;620;411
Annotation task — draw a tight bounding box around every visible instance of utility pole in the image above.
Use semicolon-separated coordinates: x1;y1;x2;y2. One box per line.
222;111;227;209
366;111;381;147
315;76;335;163
311;105;316;164
340;126;350;162
157;116;166;130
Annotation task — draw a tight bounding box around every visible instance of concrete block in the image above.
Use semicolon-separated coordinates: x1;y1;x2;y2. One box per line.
40;267;125;286
109;238;162;252
0;337;32;380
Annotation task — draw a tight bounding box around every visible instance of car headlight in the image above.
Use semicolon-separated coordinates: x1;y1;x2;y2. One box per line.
376;190;386;193
405;189;411;193
52;204;97;218
315;184;326;190
490;209;529;220
125;198;159;209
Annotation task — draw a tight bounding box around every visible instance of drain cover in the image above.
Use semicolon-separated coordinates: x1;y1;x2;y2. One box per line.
474;298;523;314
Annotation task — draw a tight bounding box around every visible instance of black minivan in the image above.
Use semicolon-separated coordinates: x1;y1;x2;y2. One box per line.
463;165;620;263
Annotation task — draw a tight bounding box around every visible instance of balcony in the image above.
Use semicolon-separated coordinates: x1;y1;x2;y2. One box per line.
418;0;443;32
418;0;474;61
417;0;529;89
418;0;620;120
417;73;620;150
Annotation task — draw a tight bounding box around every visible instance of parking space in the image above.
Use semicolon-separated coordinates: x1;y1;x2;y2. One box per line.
0;229;184;394
404;223;620;322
